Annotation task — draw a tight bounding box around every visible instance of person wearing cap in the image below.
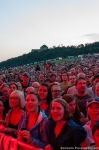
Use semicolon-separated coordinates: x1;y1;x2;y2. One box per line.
81;96;99;148
21;72;31;94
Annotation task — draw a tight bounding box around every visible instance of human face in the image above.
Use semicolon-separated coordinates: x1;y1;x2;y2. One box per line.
17;82;22;91
1;87;9;98
57;76;61;83
89;71;94;77
51;76;56;82
62;73;67;81
39;74;44;81
93;78;99;86
70;68;76;75
93;129;99;147
52;86;61;99
95;85;99;97
0;101;4;114
38;85;48;100
32;84;39;92
51;102;64;122
69;75;76;86
25;94;39;113
87;103;99;122
9;84;17;94
22;75;29;83
76;79;86;93
68;100;76;114
9;93;20;108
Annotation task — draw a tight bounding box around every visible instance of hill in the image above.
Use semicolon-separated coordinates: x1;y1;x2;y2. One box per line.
0;41;99;69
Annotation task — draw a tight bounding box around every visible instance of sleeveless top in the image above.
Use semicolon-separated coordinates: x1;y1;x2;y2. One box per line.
8;110;18;130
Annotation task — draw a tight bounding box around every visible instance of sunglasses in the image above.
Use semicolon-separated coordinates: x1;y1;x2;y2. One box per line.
87;97;99;103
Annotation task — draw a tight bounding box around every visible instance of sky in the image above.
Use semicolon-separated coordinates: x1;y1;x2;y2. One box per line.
0;0;99;62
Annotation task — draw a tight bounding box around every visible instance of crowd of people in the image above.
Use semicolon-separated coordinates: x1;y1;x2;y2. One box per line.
0;58;99;150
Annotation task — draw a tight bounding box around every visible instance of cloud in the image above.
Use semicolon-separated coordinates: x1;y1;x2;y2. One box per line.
81;33;99;41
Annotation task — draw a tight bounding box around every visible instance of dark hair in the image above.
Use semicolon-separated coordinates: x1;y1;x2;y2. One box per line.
92;121;99;135
93;74;99;81
62;94;81;119
49;98;71;121
40;83;52;105
9;82;18;89
75;77;85;85
45;78;52;83
0;98;6;120
50;74;56;78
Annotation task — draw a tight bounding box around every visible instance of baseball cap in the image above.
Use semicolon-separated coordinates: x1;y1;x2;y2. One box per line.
23;72;30;78
86;97;99;107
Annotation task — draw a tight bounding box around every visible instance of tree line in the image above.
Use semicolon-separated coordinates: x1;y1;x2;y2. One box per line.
0;41;99;69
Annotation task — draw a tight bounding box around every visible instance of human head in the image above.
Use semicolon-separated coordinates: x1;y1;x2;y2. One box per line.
32;82;40;92
25;92;40;113
0;98;6;119
62;94;80;116
75;77;86;95
17;82;23;91
38;83;52;105
95;83;99;97
77;73;86;79
25;87;36;97
70;68;76;75
1;84;9;99
9;90;25;109
86;97;99;122
49;98;71;121
50;74;56;83
92;121;99;147
68;75;76;86
61;71;68;82
51;85;62;99
22;72;31;83
9;82;18;94
93;74;99;86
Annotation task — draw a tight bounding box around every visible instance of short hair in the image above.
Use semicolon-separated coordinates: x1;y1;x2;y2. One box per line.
50;74;56;78
9;90;25;108
32;82;40;87
49;98;71;121
26;92;40;102
75;77;85;85
92;121;99;135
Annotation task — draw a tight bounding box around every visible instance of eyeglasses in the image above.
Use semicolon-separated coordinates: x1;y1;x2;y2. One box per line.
52;90;61;93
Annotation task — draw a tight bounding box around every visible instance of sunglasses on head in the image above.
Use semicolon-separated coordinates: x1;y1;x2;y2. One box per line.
87;97;99;103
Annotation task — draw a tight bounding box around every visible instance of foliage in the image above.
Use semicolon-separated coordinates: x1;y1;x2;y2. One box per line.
0;41;99;69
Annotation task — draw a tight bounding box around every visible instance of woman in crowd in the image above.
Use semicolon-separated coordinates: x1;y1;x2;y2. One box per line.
9;82;18;94
18;92;49;149
38;83;52;116
0;98;6;121
4;90;25;137
45;98;86;150
17;82;23;92
62;94;85;125
82;97;99;147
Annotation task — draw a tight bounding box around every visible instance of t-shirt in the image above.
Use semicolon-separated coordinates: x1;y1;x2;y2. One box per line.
74;94;91;117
